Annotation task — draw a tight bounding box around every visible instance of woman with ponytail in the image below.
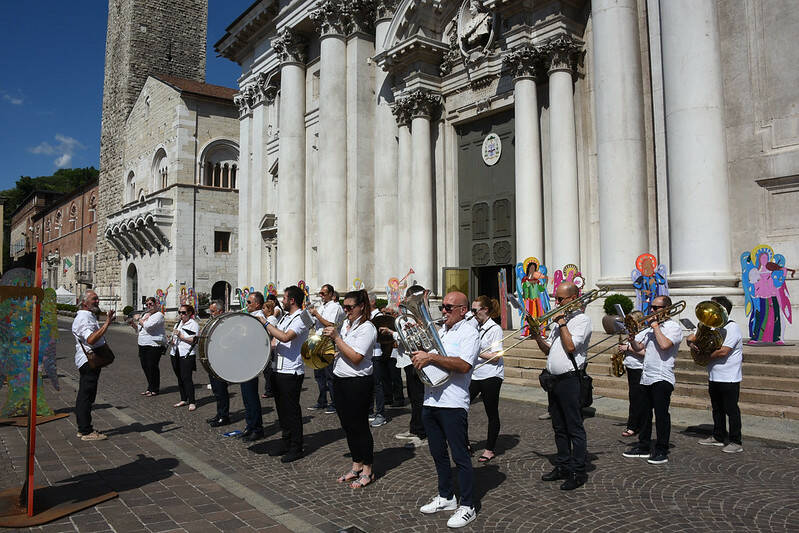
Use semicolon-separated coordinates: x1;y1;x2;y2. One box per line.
469;295;504;463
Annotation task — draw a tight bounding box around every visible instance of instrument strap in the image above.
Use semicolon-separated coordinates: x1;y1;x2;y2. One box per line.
479;322;500;341
278;312;302;332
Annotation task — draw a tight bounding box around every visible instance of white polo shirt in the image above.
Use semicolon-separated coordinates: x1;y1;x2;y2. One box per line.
637;320;683;386
545;313;592;375
137;311;165;346
472;319;504;380
333;317;376;378
316;300;344;329
171;318;199;357
72;310;106;368
423;318;480;410
623;344;644;370
370;308;384;357
273;309;309;374
708;320;743;383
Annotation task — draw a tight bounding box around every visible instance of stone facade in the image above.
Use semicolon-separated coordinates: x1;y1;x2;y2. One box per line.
9;190;63;264
96;0;207;299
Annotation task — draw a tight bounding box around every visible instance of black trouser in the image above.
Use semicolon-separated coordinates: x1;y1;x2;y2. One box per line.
390;356;404;403
240;376;263;431
404;366;426;438
262;365;274;396
272;372;304;452
423;406;474;507
170;354;196;404
372;356;393;416
333;375;374;464
75;363;101;435
210;375;229;419
548;373;587;474
138;344;163;393
638;380;674;455
313;367;334;407
469;376;503;451
708;381;742;445
625;368;646;433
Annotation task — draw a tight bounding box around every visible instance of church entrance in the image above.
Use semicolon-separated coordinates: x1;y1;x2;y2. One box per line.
211;280;231;309
126;264;138;308
457;110;516;302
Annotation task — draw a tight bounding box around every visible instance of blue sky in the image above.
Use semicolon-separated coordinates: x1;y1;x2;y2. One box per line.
0;1;252;191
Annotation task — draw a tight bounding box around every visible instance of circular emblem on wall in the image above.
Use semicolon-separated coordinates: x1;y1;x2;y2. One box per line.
481;133;502;166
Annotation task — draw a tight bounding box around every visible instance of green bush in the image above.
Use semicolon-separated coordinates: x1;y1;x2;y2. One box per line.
375;298;388;310
57;303;77;312
603;294;633;315
122;305;134;316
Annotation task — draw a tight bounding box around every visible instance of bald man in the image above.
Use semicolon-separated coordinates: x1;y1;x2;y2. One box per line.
412;290;480;528
532;281;592;490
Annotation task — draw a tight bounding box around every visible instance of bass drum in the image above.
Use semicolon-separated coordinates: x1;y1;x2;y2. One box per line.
198;312;271;383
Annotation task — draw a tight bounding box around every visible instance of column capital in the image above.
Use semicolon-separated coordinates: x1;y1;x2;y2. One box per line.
311;0;348;37
273;28;308;65
543;34;582;75
255;72;278;104
391;98;412;127
344;0;376;36
374;0;398;22
405;89;442;120
503;44;544;80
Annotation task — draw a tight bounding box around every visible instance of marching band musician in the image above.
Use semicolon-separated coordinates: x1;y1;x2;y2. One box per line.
134;297;166;397
170;304;199;411
206;300;231;427
308;284;343;414
619;339;646;438
532;281;591;490
622;295;683;465
322;289;378;488
414;291;479;529
237;292;266;442
370;292;391;427
262;293;281;399
264;286;310;463
687;296;744;453
468;295;504;464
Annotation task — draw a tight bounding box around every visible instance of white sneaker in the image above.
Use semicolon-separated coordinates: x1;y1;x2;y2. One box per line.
404;436;427;449
697;436;724;447
80;431;108;441
722;442;744;453
395;431;414;439
447;506;477;528
420;495;457;514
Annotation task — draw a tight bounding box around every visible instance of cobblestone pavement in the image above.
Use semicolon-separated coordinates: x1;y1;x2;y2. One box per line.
2;319;798;532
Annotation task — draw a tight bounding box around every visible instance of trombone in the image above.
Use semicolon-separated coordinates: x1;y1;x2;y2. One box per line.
623;300;686;336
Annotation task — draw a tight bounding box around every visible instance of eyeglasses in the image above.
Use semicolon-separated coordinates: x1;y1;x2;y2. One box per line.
555;296;569;303
470;308;482;315
439;304;465;312
178;311;188;315
651;305;666;310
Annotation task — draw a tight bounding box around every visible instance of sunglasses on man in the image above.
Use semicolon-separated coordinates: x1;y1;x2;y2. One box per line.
439;303;466;312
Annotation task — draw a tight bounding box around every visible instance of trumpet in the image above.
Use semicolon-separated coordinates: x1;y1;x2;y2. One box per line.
690;300;728;366
624;301;686;336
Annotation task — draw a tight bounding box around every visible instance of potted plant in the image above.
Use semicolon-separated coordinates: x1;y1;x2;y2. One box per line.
602;294;633;334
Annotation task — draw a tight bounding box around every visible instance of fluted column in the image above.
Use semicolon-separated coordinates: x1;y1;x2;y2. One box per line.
592;0;649;283
374;0;399;290
392;100;412;280
233;97;251;288
660;0;733;283
312;1;348;289
273;28;307;289
545;35;581;270
406;90;440;292
504;45;544;263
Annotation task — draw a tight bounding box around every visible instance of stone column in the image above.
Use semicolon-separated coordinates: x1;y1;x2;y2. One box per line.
592;0;649;283
273;29;308;289
545;35;581;270
392;99;412;280
504;45;544;263
373;0;399;290
233;94;251;288
660;0;733;283
406;89;440;292
312;1;348;289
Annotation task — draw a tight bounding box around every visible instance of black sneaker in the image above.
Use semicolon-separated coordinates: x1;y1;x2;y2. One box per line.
622;447;651;458
647;452;668;465
560;472;587;490
268;445;288;457
242;430;264;442
209;417;231;427
281;450;304;463
541;467;568;482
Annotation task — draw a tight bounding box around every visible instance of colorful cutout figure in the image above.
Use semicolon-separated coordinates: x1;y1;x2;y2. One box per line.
297;280;310;308
631;253;669;316
553;264;585;296
741;244;794;344
517;257;550;336
265;283;277;297
352;278;364;291
155;283;173;313
179;285;198;312
386;277;401;310
0;268;59;418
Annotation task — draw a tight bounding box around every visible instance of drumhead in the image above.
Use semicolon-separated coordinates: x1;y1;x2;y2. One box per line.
202;313;270;383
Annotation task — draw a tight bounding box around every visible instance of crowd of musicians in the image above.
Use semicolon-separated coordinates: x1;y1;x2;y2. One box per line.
70;279;744;529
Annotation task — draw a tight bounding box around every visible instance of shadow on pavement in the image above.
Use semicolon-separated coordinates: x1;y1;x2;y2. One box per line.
104;420;180;436
373;446;415;478
55;454;179;493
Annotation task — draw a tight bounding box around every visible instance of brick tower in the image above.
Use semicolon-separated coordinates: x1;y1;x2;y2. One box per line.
95;0;207;297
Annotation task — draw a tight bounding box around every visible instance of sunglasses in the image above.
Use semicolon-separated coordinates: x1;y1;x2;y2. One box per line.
178;311;188;315
342;304;358;312
470;308;483;315
439;304;465;312
555;296;569;303
651;305;666;310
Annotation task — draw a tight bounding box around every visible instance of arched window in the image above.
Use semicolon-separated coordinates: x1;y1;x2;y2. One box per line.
126;171;136;203
153;148;168;190
55;211;63;237
69;203;78;230
199;140;239;190
89;195;97;222
45;219;51;241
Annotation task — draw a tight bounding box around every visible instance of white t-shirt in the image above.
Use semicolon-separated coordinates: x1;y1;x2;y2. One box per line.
316;300;344;329
423;319;480;410
623;343;644;370
171;318;199;357
708;320;743;383
72;310;106;368
637;320;683;386
333;317;376;378
370;309;384;357
546;313;592;375
273;309;309;374
472;319;504;380
137;311;165;346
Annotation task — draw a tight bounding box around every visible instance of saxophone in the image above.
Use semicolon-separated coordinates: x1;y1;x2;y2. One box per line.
610;334;626;377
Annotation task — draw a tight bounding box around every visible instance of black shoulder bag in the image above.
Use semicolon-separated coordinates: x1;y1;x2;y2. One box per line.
567;352;593;408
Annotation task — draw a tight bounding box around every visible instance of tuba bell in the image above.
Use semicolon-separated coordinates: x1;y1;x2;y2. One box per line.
691;300;728;367
394;290;451;387
624;301;686;336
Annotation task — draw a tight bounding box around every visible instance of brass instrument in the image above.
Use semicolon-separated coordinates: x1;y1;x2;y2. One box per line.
624;301;686;336
301;316;344;370
525;288;609;333
394;290;451;387
610;335;626;377
691;300;728;366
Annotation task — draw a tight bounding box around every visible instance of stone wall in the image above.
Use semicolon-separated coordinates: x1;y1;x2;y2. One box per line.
97;0;207;298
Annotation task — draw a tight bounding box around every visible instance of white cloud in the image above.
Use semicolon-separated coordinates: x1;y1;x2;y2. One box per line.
29;134;86;168
0;90;23;105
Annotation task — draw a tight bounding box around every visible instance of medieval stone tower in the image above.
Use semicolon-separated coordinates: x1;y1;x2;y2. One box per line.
95;0;207;296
